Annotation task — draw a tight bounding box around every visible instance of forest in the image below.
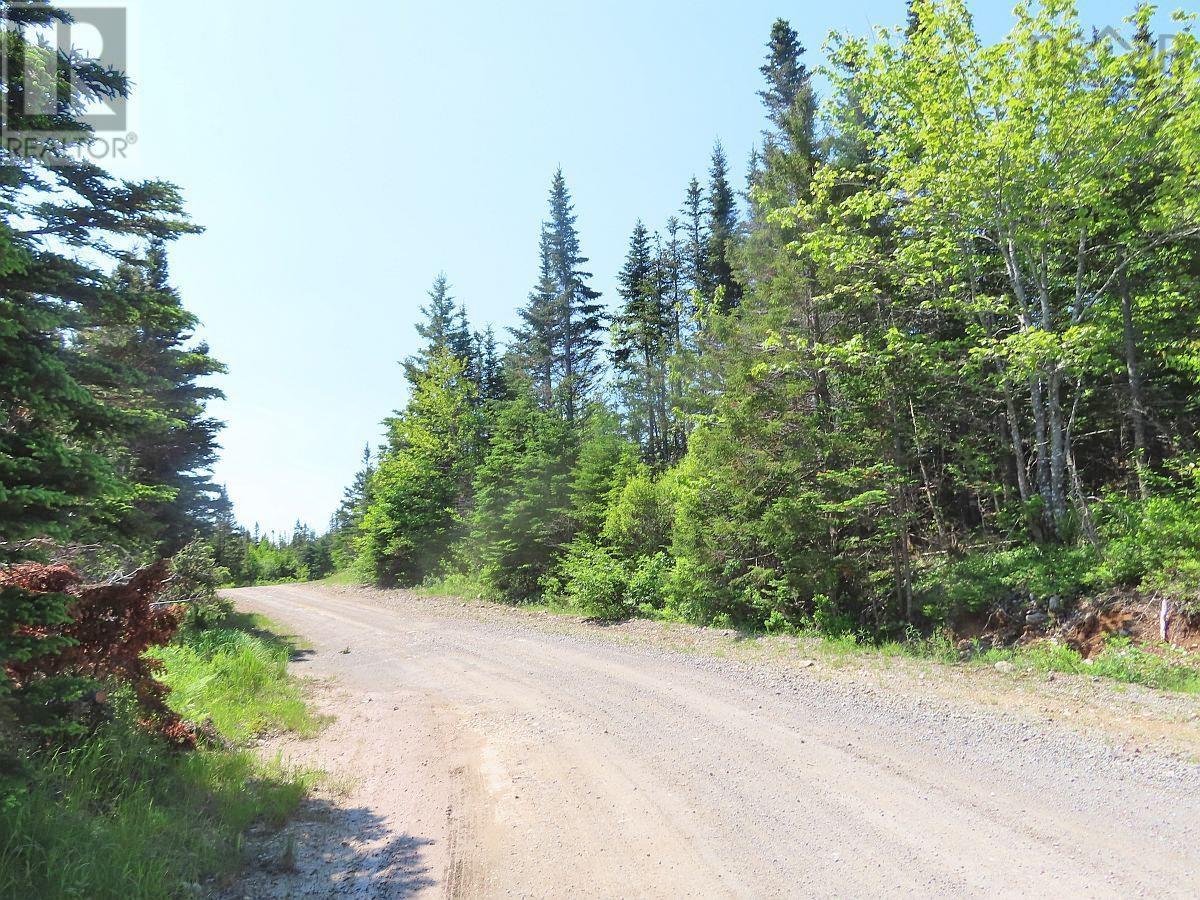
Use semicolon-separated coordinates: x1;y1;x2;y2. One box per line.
318;1;1200;638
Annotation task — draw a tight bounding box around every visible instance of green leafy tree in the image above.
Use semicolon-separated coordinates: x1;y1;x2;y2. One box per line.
359;351;481;585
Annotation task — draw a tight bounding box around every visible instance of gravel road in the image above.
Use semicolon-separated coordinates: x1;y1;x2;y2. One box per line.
229;583;1200;899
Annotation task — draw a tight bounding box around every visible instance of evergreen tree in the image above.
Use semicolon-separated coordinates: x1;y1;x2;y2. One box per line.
473;325;509;404
759;19;811;137
510;236;559;409
404;274;472;385
469;390;574;599
359;352;481;585
680;176;710;297
72;241;226;551
331;444;374;569
612;221;671;463
706;143;742;311
512;169;605;424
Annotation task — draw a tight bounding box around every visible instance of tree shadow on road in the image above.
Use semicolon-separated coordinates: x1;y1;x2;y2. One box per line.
222;794;438;898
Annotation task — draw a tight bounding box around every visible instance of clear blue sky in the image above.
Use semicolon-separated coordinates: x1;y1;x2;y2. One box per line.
106;0;1181;536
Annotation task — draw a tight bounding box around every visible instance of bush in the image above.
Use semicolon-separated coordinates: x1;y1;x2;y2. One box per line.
914;543;1100;622
162;539;233;629
1098;493;1200;606
626;553;671;616
601;468;675;559
558;543;630;621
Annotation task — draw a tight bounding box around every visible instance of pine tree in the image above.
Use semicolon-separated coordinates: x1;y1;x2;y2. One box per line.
469;390;574;599
755;19;818;195
706;143;742;312
359;352;481;585
473;325;509;404
404;274;472;385
72;241;227;551
511;169;605;424
510;236;559;409
680;176;710;297
612;221;671;463
759;20;811;137
331;444;374;569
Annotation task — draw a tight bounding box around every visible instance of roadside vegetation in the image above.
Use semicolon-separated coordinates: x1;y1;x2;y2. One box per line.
0;609;319;900
315;1;1200;688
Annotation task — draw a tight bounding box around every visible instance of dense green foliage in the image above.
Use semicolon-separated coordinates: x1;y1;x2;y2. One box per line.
0;615;316;900
345;2;1200;643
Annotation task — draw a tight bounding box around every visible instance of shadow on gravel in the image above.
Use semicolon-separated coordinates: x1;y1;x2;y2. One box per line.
225;796;437;897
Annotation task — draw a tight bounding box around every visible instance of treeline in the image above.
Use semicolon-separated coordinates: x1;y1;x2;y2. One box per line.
212;519;338;585
330;0;1200;634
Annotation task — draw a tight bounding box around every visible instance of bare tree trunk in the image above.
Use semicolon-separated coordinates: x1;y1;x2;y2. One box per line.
1030;374;1054;532
1118;256;1150;499
1047;365;1069;527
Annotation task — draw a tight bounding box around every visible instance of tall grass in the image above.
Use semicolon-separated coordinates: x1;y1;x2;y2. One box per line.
0;614;319;900
152;614;318;742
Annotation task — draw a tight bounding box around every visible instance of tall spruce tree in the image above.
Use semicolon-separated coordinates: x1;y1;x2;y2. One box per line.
72;241;226;550
680;176;710;297
706;143;742;311
511;169;604;424
404;274;472;385
612;221;671;463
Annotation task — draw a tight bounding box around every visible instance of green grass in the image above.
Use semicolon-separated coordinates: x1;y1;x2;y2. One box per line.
974;636;1200;693
805;627;1200;694
414;570;490;599
0;614;320;900
152;613;320;742
314;568;367;586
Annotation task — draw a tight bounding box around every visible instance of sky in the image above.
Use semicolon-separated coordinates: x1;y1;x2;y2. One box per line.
99;0;1183;536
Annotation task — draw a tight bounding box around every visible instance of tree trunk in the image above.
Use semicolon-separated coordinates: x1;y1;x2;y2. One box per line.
1118;257;1150;499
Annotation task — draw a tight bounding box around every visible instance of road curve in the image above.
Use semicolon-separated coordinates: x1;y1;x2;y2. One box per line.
231;583;1200;899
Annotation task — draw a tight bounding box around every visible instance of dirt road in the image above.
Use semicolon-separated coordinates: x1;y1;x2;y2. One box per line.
229;583;1200;898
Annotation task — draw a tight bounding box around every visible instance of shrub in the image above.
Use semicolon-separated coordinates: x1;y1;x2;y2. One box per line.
601;468;675;559
161;540;233;630
1097;493;1200;607
559;543;630;621
626;553;671;616
914;543;1099;622
0;562;189;747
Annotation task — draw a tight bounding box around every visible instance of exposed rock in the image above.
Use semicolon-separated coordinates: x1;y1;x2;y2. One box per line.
994;660;1015;673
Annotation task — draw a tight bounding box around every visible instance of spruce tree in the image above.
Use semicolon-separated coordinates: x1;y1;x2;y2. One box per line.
680;176;710;297
404;274;472;385
612;222;671;463
72;241;227;550
512;169;605;424
473;325;509;404
706;144;742;311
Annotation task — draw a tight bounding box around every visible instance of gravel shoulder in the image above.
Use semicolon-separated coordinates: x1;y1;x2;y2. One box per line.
228;582;1200;898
